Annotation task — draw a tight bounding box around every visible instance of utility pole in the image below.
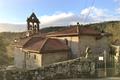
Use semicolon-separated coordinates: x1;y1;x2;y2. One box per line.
77;22;81;58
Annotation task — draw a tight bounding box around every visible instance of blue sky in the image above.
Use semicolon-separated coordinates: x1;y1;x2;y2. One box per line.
0;0;120;32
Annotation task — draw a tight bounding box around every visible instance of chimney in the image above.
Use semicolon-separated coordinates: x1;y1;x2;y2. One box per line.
77;22;80;34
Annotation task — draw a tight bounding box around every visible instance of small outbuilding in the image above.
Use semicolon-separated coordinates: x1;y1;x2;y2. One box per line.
14;37;69;70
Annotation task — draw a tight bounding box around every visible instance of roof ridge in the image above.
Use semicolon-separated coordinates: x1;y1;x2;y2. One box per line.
39;37;49;53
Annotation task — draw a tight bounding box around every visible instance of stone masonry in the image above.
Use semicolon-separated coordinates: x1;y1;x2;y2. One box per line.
0;57;95;80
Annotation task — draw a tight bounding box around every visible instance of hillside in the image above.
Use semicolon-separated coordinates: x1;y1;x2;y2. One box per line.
0;32;24;65
86;21;120;41
0;21;120;66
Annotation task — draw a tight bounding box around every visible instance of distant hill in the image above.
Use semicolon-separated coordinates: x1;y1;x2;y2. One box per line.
0;21;120;65
41;26;68;33
0;23;26;32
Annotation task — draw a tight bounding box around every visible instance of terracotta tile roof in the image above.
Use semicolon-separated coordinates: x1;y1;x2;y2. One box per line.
23;37;46;51
80;27;101;35
14;31;47;48
47;26;101;37
41;38;69;53
23;37;69;53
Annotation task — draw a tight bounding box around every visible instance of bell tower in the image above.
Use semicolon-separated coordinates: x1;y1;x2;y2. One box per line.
26;12;40;36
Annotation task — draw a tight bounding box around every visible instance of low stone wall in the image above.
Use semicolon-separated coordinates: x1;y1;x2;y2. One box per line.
0;58;95;80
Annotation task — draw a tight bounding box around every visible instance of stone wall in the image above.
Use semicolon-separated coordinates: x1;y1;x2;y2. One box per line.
79;36;110;57
0;58;95;80
25;52;42;70
14;47;25;69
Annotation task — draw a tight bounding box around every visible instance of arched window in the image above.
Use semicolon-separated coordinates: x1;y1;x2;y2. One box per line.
29;22;33;26
29;22;33;30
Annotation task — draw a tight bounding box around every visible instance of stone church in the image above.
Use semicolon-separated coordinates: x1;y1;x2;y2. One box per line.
14;12;112;70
